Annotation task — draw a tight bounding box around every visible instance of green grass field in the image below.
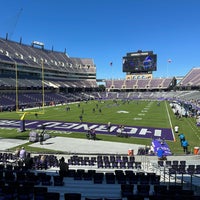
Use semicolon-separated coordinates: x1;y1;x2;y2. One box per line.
0;99;199;155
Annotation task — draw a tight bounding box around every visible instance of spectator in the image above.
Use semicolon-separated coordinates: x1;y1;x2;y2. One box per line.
19;147;27;160
59;157;69;177
174;125;179;133
91;128;96;140
149;145;155;155
39;133;44;145
66;105;70;111
157;147;166;160
24;153;33;169
39;155;47;169
107;122;111;133
178;133;185;146
79;115;83;122
86;128;91;139
14;147;20;158
181;139;189;154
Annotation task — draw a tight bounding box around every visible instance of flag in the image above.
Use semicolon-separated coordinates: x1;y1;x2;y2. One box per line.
168;59;172;63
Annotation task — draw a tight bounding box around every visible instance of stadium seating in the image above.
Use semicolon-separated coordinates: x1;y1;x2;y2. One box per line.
178;68;200;87
105;77;174;91
0;154;199;199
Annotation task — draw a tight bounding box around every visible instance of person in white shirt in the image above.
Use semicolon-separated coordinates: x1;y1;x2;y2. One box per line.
174;125;179;133
19;147;26;160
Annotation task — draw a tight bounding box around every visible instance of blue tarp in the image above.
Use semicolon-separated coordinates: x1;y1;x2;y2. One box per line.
152;139;172;156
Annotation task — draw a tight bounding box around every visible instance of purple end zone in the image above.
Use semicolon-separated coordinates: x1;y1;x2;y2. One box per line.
0;119;174;141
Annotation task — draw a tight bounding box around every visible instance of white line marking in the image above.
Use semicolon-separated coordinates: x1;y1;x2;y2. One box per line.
165;101;175;141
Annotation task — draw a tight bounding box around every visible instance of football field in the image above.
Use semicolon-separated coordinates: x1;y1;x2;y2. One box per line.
0;99;199;154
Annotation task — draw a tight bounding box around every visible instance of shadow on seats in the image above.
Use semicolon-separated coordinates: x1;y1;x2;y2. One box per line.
53;175;64;186
136;184;150;197
34;186;48;200
64;193;81;200
105;172;116;184
44;192;60;200
93;172;104;184
121;184;134;198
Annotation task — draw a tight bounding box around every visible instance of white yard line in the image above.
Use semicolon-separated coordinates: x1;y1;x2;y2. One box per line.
165;101;175;141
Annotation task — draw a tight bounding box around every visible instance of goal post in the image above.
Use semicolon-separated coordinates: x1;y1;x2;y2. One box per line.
15;61;45;131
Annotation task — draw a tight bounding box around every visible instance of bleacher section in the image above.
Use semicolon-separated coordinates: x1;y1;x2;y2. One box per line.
0;37;97;90
105;78;175;91
1;90;200;112
0;92;80;111
0;152;200;200
177;68;200;88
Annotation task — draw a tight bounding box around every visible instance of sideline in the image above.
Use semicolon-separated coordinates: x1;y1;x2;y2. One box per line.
165;101;175;141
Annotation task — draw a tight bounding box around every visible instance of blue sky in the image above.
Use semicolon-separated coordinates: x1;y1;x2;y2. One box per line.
0;0;200;79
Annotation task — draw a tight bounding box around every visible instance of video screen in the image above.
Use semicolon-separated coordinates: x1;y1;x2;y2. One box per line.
123;53;157;73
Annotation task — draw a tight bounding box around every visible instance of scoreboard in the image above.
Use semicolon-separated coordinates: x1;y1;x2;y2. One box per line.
123;50;157;73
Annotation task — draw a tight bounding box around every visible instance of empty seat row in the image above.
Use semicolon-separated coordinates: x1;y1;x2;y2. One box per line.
97;161;141;169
